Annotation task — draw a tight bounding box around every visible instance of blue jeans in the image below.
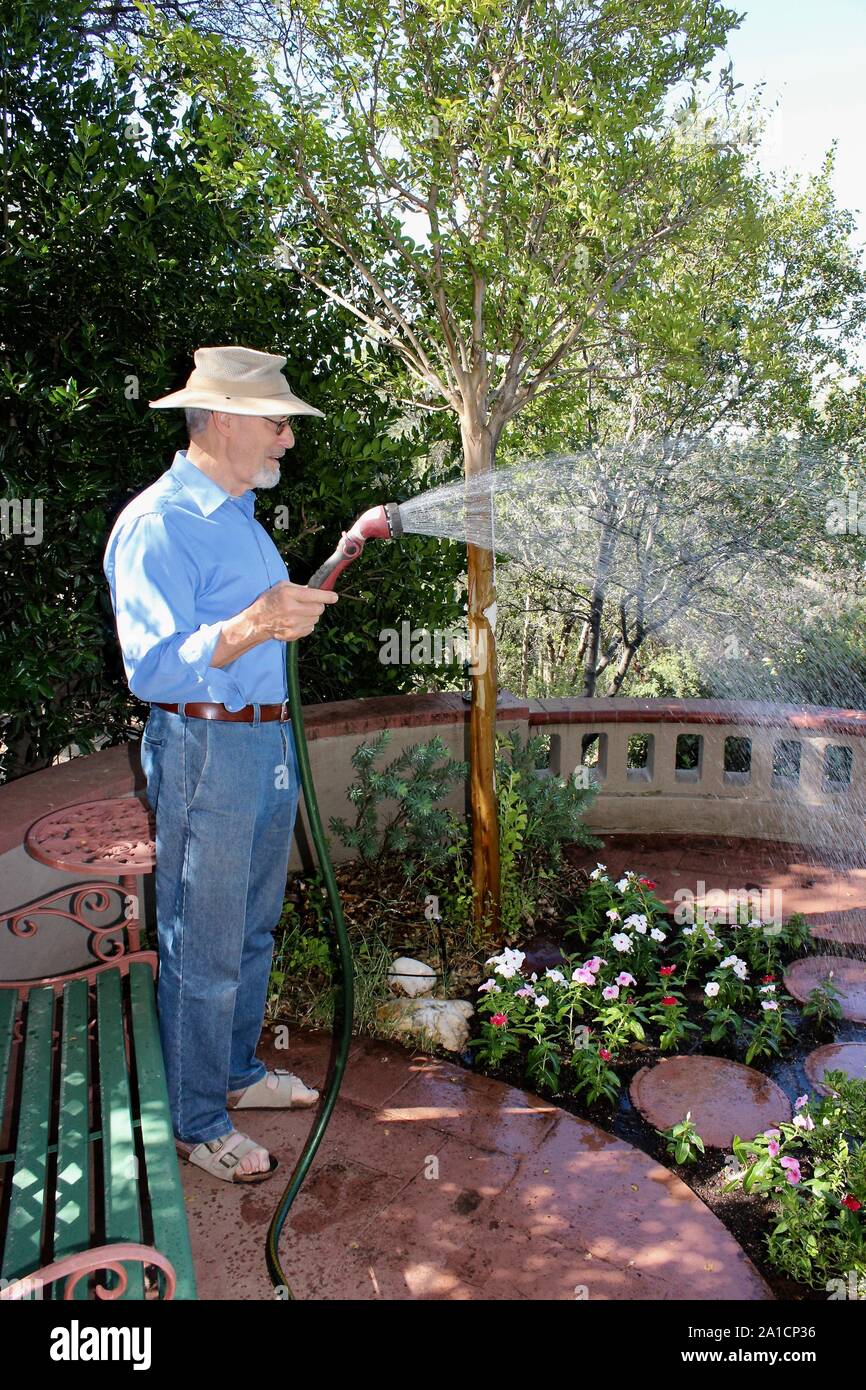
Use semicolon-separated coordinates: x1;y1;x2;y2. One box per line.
140;703;300;1143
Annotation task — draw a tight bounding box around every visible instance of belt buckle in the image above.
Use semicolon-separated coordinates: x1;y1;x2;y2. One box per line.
279;700;291;722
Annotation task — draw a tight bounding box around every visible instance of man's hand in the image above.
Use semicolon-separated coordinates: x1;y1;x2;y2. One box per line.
210;581;339;669
251;580;339;642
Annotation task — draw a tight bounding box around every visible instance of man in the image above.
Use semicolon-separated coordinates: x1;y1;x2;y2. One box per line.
104;346;339;1184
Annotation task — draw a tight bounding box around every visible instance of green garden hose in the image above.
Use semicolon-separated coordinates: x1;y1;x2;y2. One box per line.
264;634;355;1297
265;501;402;1296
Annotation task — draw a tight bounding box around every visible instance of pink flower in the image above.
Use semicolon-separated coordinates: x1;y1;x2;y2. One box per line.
795;1093;809;1110
780;1156;801;1185
767;1138;780;1158
586;956;606;973
515;986;536;998
793;1113;815;1131
572;967;596;987
616;972;636;987
602;985;620;1001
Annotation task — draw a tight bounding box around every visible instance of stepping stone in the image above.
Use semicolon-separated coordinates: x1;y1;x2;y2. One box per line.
783;956;866;1023
630;1055;792;1148
804;1042;866;1096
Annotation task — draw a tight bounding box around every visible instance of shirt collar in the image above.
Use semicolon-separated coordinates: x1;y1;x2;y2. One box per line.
170;450;254;518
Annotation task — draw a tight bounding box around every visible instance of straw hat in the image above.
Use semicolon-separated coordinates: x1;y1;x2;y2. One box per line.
149;346;325;418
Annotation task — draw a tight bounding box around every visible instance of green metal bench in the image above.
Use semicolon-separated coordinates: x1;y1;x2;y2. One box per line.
0;887;196;1301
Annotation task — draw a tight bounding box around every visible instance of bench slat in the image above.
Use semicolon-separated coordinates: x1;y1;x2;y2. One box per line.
53;979;90;1299
0;990;16;1158
1;988;53;1285
129;963;197;1299
96;970;143;1300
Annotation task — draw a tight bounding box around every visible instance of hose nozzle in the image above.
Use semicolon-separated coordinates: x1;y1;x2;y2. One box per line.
307;502;403;591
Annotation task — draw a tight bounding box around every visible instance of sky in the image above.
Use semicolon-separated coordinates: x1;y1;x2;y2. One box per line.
719;0;866;251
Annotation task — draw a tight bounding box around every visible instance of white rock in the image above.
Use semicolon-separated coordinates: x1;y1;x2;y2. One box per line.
378;998;474;1052
388;956;437;997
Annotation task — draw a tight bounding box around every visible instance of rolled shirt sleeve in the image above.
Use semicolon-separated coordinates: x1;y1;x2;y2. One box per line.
108;512;233;703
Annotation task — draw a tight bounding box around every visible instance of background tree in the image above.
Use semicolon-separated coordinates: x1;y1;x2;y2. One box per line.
0;0;466;780
150;0;754;928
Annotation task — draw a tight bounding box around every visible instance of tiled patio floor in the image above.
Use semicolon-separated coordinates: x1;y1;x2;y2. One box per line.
182;1027;769;1301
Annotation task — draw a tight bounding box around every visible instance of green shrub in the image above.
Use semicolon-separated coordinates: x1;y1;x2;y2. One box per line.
328;730;469;877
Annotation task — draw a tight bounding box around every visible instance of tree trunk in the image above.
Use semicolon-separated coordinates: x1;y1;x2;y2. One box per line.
461;415;500;935
582;522;617;697
520;592;532;697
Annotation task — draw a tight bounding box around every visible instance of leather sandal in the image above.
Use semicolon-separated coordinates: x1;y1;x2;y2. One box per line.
174;1130;279;1184
227;1068;319;1111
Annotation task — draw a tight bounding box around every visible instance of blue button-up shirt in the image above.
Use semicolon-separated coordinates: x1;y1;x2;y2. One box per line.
103;450;290;710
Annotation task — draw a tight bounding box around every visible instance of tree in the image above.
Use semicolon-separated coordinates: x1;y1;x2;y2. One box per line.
0;0;467;779
150;0;752;929
490;148;866;697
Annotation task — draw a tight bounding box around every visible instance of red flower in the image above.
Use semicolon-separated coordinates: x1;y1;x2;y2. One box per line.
639;878;657;889
598;1048;612;1061
491;1013;508;1027
661;996;678;1006
626;995;635;1004
842;1194;862;1212
762;974;775;983
659;965;676;976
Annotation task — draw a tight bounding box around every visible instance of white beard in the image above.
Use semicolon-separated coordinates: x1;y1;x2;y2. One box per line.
251;461;281;488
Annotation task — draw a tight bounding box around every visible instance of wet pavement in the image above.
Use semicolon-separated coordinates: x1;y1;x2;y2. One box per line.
566;833;866;947
179;1027;770;1301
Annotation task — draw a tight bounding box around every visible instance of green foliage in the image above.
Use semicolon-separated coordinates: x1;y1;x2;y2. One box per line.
802;976;845;1031
328;730;469;876
497;766;534;934
569;1043;621;1107
0;0;467;780
498;730;602;864
659;1111;706;1166
727;1076;866;1290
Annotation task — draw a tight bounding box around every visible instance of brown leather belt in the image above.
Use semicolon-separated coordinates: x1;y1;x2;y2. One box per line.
153;701;292;723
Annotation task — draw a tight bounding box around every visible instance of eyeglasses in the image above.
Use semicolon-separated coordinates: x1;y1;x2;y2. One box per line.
262;416;294;436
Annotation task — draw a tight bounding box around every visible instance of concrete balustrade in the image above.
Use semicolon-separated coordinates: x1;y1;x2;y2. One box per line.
2;695;865;932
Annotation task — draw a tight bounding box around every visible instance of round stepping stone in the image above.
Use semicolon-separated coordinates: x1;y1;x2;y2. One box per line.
783;956;866;1023
804;1042;866;1096
630;1055;792;1148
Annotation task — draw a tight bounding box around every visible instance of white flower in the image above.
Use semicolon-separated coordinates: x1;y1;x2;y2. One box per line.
704;981;720;998
720;955;738;969
793;1113;815;1131
611;933;633;953
650;927;666;943
748;918;762;929
733;961;749;981
761;1000;779;1011
535;994;550;1009
478;978;502;994
682;925;696;937
623;913;648;934
530;972;538;982
616;878;630;893
544;969;566;985
485;947;526;979
759;983;776;993
606;909;621;922
589;863;608;880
